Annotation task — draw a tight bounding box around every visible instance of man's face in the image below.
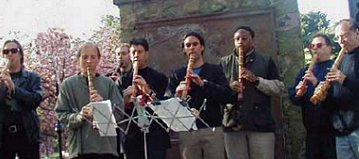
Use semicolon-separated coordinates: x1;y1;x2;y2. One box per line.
79;45;100;74
233;29;254;53
130;44;148;69
183;35;204;61
2;42;22;67
310;37;332;62
335;21;359;52
116;46;131;68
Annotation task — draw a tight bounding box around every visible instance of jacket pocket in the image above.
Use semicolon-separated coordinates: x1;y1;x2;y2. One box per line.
250;105;272;127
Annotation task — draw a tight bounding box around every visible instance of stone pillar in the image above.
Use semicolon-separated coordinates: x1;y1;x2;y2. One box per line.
113;0;304;158
349;0;359;21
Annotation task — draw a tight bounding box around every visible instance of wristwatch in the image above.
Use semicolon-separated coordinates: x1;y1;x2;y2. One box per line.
254;78;259;86
201;79;208;87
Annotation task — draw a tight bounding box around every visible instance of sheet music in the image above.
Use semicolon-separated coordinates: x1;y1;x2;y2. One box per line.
92;100;117;136
148;97;197;132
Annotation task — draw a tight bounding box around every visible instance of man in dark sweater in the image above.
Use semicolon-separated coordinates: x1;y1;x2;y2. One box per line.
288;34;336;159
322;19;359;159
121;38;170;159
168;32;232;159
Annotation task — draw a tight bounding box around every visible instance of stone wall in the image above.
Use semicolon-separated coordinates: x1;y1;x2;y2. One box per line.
114;0;305;158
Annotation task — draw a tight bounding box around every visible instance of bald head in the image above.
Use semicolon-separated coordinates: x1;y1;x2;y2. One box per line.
77;43;101;59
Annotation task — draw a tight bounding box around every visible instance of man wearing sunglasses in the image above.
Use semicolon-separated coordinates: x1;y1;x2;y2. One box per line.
0;39;44;159
288;34;336;159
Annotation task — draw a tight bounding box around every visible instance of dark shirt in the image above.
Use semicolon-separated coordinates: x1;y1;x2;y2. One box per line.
0;68;43;146
327;47;359;135
106;68;133;93
288;60;334;129
168;63;232;128
120;67;170;152
3;71;23;125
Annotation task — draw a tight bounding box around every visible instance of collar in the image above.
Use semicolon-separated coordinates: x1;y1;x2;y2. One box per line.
233;48;256;64
348;46;359;54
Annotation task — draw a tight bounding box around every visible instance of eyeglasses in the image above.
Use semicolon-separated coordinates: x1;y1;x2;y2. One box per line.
334;31;355;42
2;48;20;55
185;42;200;48
310;43;325;49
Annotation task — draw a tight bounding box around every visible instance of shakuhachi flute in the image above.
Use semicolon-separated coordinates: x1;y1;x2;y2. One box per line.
310;49;345;104
181;53;195;100
86;66;98;129
0;57;10;92
237;47;245;101
0;57;10;75
131;54;139;97
296;53;318;97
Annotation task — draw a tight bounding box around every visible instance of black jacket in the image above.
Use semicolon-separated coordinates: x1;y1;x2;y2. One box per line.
120;67;171;152
0;69;43;147
326;47;359;136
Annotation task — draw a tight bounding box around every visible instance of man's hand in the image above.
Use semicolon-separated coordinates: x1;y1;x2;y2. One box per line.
90;90;104;102
187;70;205;86
295;81;307;96
80;104;93;121
242;68;257;83
175;81;188;97
230;81;244;93
303;70;318;86
327;67;346;84
0;72;15;93
133;75;151;93
123;85;135;104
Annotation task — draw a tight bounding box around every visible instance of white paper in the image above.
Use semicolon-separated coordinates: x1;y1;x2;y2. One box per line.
148;97;197;132
91;100;117;136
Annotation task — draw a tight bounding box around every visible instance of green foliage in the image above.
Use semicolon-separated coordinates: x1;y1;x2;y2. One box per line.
300;11;341;61
301;11;330;48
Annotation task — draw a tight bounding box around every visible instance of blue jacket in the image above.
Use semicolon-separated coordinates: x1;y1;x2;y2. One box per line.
0;68;43;147
288;60;334;130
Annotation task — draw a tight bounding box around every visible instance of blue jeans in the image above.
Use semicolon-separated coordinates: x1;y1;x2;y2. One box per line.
336;128;359;159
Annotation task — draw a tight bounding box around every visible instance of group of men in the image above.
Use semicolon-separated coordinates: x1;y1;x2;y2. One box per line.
288;19;359;159
0;19;359;159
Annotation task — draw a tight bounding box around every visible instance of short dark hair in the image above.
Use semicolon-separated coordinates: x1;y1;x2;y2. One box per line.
234;26;255;38
181;32;205;54
129;38;149;51
312;33;333;47
336;19;359;31
181;32;205;48
2;39;24;64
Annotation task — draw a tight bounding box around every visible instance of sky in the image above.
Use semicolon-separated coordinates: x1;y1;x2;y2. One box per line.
0;0;352;40
0;0;118;39
298;0;350;24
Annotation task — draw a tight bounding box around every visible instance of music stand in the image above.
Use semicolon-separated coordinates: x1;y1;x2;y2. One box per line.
114;95;213;159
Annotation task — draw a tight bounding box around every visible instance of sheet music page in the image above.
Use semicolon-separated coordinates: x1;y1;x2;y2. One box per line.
92;100;117;136
148;97;197;132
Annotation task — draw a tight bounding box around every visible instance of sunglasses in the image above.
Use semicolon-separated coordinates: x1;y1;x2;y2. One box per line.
2;48;20;55
310;43;325;49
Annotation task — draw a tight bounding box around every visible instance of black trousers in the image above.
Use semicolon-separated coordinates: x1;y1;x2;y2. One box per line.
126;148;167;159
305;129;337;159
0;126;40;159
72;154;118;159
